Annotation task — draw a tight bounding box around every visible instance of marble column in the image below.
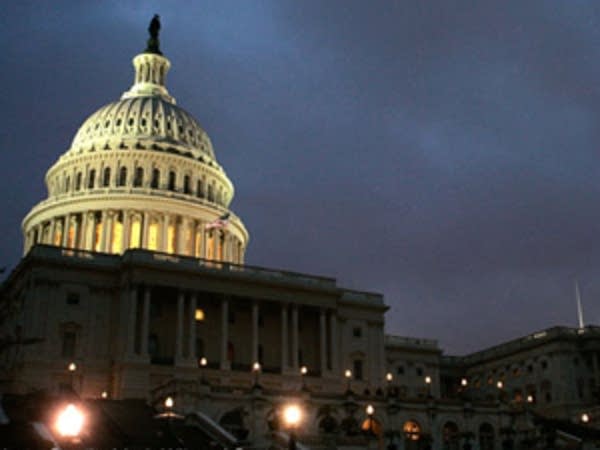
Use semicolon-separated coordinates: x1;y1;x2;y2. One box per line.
189;293;197;360
61;214;71;247
49;219;57;246
177;217;187;255
122;210;131;251
281;305;288;373
220;298;230;369
291;305;299;370
79;212;88;249
100;211;109;252
140;287;151;359
252;301;259;364
141;212;149;248
161;214;170;252
175;290;184;363
105;211;114;253
71;216;79;249
320;309;327;374
330;312;339;373
127;286;137;357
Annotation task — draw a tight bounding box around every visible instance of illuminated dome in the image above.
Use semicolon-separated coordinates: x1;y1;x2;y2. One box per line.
22;33;248;263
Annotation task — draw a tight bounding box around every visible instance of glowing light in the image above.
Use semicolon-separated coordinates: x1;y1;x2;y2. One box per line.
252;362;261;372
101;391;108;399
425;376;432;385
68;362;77;372
344;369;352;379
386;372;393;382
199;357;207;367
366;404;375;416
195;308;205;321
300;365;308;375
165;396;174;409
526;395;534;403
461;378;468;387
581;413;590;423
55;404;84;437
283;404;302;427
497;380;504;389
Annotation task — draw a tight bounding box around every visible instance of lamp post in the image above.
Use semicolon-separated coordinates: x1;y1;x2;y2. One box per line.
252;361;261;386
366;404;375;436
425;375;432;398
581;412;590;424
345;369;352;392
199;356;207;384
68;362;77;395
385;372;393;397
300;365;308;389
283;403;302;450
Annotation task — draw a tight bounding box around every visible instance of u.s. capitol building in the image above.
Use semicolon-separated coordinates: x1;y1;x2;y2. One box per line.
1;20;599;450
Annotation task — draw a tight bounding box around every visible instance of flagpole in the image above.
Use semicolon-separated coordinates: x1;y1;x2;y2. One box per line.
574;279;585;330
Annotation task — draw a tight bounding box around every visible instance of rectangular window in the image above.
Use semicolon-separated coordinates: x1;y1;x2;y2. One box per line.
62;331;76;357
353;360;363;380
66;293;80;305
353;327;362;338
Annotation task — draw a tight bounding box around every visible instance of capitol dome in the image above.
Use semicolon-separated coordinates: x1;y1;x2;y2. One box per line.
22;33;248;263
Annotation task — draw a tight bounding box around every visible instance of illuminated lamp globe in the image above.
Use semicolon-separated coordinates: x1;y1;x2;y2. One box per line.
283;404;302;428
56;404;84;437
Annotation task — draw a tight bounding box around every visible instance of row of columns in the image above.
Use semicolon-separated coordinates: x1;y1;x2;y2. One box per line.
123;286;339;375
25;211;244;264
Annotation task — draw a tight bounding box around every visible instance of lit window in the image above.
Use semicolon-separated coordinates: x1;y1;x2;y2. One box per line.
195;308;205;321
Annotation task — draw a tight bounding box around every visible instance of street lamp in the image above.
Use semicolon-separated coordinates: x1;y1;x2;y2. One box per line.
425;375;432;398
68;362;77;394
581;413;590;423
55;403;84;439
461;378;468;387
101;391;108;399
199;357;208;384
300;365;308;389
344;369;352;392
165;396;174;410
365;404;375;436
252;361;261;386
283;403;302;450
496;380;504;390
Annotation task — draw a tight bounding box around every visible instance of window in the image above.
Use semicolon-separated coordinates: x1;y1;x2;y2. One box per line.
195;338;205;357
196;179;204;198
118;167;127;186
148;334;158;356
151;168;160;188
207;184;214;202
183;175;191;194
228;311;236;324
258;345;264;364
88;169;96;189
103;167;111;187
416;367;424;377
397;365;405;375
168;171;176;191
66;293;80;305
61;331;76;357
65;176;71;192
352;327;362;338
133;167;143;187
541;360;548;370
353;360;363;380
75;172;82;191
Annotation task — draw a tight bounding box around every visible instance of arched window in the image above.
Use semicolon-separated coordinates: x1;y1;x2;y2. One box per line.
196;338;205;358
75;172;82;191
118;167;127;186
479;423;494;450
183;175;191;194
88;169;96;189
134;167;143;187
403;420;421;443
207;184;214;202
65;176;71;192
196;179;204;198
151;168;160;188
168;170;176;191
103;167;111;187
442;422;460;450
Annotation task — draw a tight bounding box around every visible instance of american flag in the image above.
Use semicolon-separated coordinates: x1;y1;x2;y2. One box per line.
205;213;230;230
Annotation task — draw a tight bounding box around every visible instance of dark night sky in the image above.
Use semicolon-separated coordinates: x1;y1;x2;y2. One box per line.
2;1;600;354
